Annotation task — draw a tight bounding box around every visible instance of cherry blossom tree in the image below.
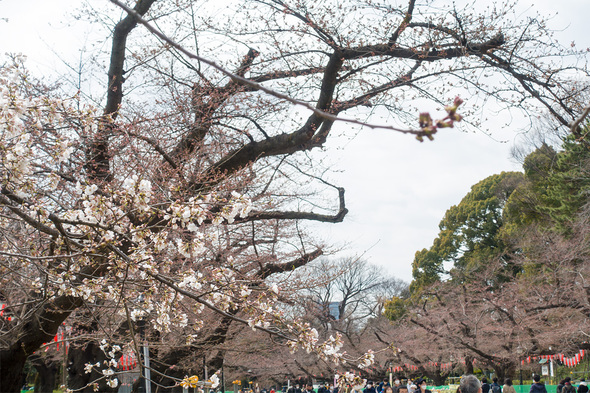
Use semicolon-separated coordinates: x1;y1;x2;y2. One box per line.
395;241;589;380
1;0;589;391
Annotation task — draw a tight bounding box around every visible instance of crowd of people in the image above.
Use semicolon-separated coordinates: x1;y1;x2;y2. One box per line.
250;375;588;393
371;374;589;393
481;375;588;393
452;375;587;393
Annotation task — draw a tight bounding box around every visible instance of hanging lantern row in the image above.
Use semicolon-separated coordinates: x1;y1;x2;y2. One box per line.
118;354;138;371
389;360;467;373
389;350;588;374
521;350;586;368
40;323;139;372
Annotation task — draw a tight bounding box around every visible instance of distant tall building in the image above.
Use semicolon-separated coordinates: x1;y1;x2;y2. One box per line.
328;302;340;320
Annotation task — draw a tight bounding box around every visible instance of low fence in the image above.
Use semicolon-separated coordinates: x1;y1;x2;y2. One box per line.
427;385;559;393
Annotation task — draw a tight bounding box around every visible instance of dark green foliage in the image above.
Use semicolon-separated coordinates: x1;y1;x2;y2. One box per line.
541;136;590;234
383;296;408;321
501;143;557;237
410;171;524;294
392;127;590;318
504;135;590;236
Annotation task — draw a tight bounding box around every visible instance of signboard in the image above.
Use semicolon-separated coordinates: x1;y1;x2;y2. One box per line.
541;365;549;376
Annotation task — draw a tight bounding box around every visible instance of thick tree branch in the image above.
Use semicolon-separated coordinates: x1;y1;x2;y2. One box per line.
86;0;157;183
108;0;446;136
104;0;157;118
343;33;505;60
334;61;421;112
259;249;324;279
569;102;590;136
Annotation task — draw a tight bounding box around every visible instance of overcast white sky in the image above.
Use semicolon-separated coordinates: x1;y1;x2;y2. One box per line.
1;0;588;282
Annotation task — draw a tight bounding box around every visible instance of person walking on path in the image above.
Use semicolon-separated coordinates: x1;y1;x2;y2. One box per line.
459;375;482;393
481;378;490;393
578;379;588;393
529;375;548;393
491;378;502;393
415;379;432;393
364;381;377;393
392;379;402;393
289;384;302;393
502;379;516;393
561;381;575;393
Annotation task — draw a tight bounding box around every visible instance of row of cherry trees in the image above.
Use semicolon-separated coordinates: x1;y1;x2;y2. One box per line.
384;128;590;382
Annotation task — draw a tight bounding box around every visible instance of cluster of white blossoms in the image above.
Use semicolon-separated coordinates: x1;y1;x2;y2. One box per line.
209;374;220;389
1;62;34;186
284;325;363;366
357;349;375;369
2;132;33;189
47;171;256;322
299;326;319;353
0;56;93;202
178;269;205;290
0;57;359;389
316;334;344;363
121;174;153;212
338;372;366;391
81;339;120;389
1;59;50;195
217;191;253;224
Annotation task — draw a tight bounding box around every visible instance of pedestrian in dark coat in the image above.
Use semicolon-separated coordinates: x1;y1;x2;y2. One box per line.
415;379;432;393
364;382;377;393
578;379;589;393
529;375;548;393
481;378;490;393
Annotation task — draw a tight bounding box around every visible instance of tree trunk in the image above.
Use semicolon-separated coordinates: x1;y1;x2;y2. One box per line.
430;372;447;386
67;341;118;393
493;360;516;381
464;356;474;375
0;295;82;392
32;357;58;393
0;347;28;393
